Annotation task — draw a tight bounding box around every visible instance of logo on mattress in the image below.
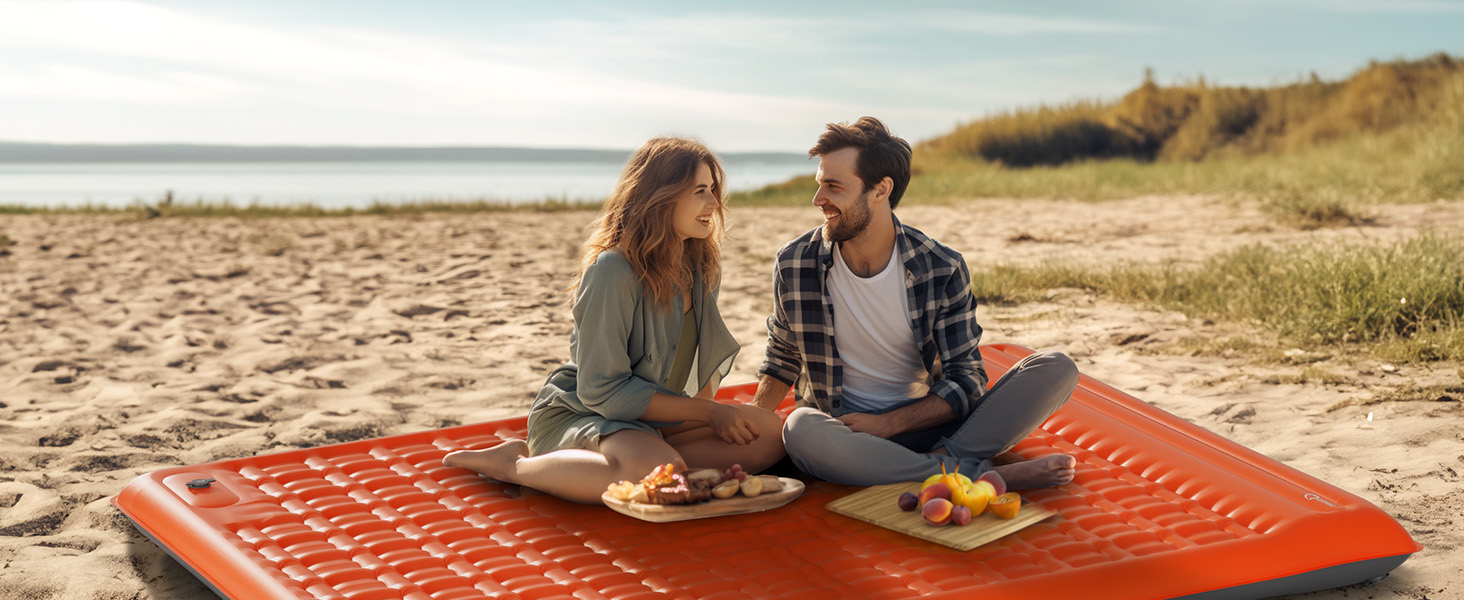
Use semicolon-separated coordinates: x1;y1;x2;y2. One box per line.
1304;493;1342;508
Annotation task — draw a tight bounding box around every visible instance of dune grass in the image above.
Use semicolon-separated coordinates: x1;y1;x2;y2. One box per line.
741;54;1464;223
971;234;1464;363
923;54;1464;167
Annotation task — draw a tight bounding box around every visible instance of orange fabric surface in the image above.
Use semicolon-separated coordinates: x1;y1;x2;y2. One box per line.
113;344;1418;600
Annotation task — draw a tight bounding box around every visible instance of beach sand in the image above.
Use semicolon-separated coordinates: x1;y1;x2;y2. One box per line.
2;196;1461;599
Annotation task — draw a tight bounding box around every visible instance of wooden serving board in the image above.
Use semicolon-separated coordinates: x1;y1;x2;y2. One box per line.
826;482;1056;551
601;477;805;523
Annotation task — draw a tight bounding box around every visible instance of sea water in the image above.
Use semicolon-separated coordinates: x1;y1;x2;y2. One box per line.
0;158;816;209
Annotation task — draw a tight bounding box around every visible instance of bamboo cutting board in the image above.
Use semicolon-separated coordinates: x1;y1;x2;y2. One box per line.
826;482;1056;551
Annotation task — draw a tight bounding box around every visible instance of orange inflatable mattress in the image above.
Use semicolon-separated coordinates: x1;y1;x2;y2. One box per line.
114;344;1418;599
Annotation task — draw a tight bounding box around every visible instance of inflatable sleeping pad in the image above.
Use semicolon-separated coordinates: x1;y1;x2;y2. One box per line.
114;344;1419;599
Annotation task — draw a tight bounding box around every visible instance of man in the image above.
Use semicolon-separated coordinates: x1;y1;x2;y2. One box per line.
752;117;1079;488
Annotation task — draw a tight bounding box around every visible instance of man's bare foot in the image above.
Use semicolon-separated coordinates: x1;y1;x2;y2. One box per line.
443;439;529;483
991;454;1076;490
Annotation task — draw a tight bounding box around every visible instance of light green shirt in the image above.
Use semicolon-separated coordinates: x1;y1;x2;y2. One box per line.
531;250;740;424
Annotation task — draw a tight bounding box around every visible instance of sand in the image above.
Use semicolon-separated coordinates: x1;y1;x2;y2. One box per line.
2;196;1461;599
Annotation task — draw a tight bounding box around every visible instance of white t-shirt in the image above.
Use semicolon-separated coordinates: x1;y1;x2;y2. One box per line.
828;242;930;412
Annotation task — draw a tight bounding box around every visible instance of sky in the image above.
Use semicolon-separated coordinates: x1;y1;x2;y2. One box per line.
2;0;1463;152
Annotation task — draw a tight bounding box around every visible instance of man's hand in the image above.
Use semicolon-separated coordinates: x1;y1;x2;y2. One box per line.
837;412;898;439
839;394;956;440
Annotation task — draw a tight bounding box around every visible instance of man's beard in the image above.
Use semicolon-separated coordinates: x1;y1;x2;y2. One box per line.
822;190;872;243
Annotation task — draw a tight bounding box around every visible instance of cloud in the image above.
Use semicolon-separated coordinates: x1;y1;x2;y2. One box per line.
904;11;1166;35
0;64;249;103
1291;0;1464;13
0;2;828;144
0;1;1162;148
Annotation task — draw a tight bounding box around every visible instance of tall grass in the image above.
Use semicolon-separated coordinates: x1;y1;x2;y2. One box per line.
710;56;1464;209
971;234;1464;362
817;53;1464;218
924;53;1463;166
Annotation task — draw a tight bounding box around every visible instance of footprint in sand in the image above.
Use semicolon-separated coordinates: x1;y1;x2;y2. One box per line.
394;304;445;318
0;482;70;537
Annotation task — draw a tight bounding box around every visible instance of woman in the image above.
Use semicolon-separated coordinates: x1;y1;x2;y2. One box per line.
444;137;786;504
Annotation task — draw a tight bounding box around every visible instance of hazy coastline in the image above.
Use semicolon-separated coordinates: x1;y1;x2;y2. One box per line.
0;141;804;164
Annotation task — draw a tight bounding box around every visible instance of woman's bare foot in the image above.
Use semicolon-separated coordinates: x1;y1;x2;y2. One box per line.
992;454;1076;490
443;439;529;483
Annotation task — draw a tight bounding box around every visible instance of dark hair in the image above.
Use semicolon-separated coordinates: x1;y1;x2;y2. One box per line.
808;116;912;209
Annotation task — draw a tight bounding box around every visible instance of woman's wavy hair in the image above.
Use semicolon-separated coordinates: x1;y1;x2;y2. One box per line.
573;137;727;308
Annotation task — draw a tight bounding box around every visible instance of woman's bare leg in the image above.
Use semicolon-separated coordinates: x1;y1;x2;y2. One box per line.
443;430;682;504
663;405;785;474
443;439;530;482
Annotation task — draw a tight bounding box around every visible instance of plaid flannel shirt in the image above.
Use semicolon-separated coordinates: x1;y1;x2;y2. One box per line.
758;216;990;418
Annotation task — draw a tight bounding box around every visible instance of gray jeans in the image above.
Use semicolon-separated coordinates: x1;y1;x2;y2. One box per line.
782;349;1078;486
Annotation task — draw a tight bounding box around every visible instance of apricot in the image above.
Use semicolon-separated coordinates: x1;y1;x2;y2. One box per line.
951;505;972;526
922;497;954;526
977;470;1007;496
897;492;919;512
917;482;952;506
988;492;1021;519
961;480;995;515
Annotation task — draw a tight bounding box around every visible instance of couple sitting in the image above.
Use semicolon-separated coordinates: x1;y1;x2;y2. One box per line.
444;117;1080;504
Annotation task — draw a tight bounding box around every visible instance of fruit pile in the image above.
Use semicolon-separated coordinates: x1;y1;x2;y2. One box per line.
897;466;1022;526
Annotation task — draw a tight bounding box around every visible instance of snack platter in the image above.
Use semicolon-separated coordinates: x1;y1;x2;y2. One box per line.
602;476;806;523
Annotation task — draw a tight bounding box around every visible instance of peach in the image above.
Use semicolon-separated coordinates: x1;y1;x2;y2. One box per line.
922;497;954;526
951;505;972;526
989;492;1021;519
961;480;995;515
917;482;952;505
977;470;1007;496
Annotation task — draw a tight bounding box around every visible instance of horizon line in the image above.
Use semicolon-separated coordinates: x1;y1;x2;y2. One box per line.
0;141;810;163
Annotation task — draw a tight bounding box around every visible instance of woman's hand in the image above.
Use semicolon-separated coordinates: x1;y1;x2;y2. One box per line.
706;403;759;446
